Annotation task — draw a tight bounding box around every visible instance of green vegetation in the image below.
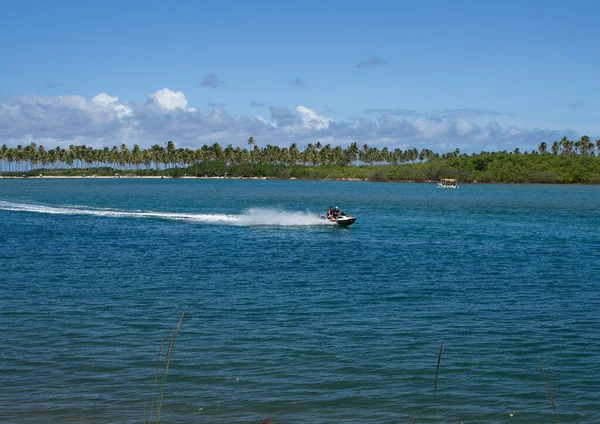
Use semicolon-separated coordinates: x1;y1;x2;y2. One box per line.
2;136;600;183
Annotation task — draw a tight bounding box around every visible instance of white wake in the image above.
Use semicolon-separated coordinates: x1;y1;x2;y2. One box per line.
0;201;330;227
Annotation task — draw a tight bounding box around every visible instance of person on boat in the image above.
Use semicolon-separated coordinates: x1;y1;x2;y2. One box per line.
327;206;333;219
333;206;340;220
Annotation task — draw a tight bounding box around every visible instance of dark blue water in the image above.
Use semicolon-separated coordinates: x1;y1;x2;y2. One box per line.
1;179;599;423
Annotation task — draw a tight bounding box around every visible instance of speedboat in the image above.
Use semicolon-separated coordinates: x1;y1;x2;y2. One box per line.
322;212;357;226
437;178;458;188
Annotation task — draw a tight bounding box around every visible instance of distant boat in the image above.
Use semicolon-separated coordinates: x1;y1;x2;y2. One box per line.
438;178;458;189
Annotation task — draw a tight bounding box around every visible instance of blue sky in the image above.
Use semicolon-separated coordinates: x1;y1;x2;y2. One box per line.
1;0;598;152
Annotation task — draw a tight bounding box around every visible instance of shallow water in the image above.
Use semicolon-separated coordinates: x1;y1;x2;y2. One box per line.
1;179;599;423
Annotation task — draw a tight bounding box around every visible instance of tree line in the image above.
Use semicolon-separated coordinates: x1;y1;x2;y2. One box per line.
1;136;600;183
1;136;599;173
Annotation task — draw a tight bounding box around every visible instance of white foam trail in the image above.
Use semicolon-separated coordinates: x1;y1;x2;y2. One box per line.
237;208;328;226
0;201;331;227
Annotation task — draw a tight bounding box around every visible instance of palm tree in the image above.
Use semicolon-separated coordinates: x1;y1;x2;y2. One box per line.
132;144;143;170
551;141;560;155
119;143;131;170
578;135;593;156
560;136;573;154
346;142;359;164
360;144;370;164
247;136;255;148
165;141;176;169
0;144;8;173
289;143;299;165
538;142;548;154
250;145;260;163
37;145;48;170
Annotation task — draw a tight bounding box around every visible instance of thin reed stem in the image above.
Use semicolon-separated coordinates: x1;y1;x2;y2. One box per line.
148;337;164;423
155;309;186;422
148;308;186;424
540;359;558;423
434;341;443;396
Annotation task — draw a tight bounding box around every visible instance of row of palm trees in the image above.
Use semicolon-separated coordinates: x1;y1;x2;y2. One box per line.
0;140;447;172
537;136;599;156
0;136;598;173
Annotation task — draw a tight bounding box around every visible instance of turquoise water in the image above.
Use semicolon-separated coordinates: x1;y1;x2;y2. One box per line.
1;179;599;423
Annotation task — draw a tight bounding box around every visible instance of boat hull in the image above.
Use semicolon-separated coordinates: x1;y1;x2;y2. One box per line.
335;217;356;226
322;215;356;226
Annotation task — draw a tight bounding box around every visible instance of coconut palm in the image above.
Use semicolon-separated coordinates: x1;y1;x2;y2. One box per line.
346;142;359;164
560;136;574;154
132;144;143;170
1;144;8;172
578;135;593;156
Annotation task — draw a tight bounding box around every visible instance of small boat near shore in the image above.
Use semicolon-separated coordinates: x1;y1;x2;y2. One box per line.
321;212;356;226
438;178;458;189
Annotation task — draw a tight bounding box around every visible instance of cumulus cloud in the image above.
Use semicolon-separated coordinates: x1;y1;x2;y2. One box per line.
200;72;224;88
91;93;119;107
0;89;581;153
149;88;187;110
296;106;333;130
455;117;480;137
289;77;306;87
357;56;388;69
267;105;334;131
91;93;133;118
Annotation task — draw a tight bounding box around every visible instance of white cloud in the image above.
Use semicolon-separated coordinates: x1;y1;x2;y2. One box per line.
91;93;119;107
149;88;187;110
0;90;581;153
255;115;277;129
268;105;334;132
296;105;333;130
455;117;478;137
412;118;450;139
91;93;133;118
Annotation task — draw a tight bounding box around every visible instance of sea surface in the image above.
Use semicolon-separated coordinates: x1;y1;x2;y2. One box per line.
1;179;599;423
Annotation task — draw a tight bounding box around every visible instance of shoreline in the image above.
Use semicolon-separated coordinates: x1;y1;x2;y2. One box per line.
2;174;599;185
0;175;365;181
